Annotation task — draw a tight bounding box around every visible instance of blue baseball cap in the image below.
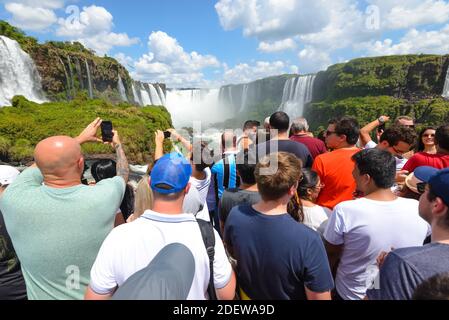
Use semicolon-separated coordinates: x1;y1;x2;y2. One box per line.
150;153;192;194
415;166;449;205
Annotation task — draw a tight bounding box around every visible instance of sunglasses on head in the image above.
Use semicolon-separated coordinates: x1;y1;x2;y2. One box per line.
416;182;427;194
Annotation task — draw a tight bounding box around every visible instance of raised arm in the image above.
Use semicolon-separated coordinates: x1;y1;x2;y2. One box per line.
75;117;103;145
359;116;390;147
112;130;129;183
168;129;192;152
154;130;165;160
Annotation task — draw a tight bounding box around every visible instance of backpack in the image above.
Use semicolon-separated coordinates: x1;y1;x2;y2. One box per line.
196;218;217;300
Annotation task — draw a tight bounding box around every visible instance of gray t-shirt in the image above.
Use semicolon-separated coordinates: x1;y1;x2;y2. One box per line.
219;188;261;226
366;243;449;300
0;167;125;300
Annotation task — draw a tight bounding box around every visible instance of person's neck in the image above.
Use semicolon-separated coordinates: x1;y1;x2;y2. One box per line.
424;145;437;154
273;132;289;140
364;188;397;201
223;148;237;154
301;199;317;207
430;224;449;245
253;199;288;215
240;183;258;192
152;202;183;215
335;143;356;150
192;169;206;180
293;131;308;137
43;176;81;189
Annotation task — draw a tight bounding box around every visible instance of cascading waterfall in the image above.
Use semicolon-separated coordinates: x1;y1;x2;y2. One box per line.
118;74;128;102
84;59;93;99
239;84;249;113
58;56;71;99
442;66;449;98
0;35;46;106
67;56;75;97
166;88;227;127
75;58;84;90
279;74;316;119
156;85;166;106
140;83;152;106
148;84;162;105
131;83;142;105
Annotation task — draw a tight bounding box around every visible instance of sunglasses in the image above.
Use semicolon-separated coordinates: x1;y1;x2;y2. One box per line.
422;134;435;138
417;182;427;194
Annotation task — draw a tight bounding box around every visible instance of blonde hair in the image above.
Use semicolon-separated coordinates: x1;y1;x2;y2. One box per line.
133;174;154;218
255;152;302;201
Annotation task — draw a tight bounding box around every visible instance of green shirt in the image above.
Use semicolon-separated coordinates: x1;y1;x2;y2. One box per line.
0;168;125;300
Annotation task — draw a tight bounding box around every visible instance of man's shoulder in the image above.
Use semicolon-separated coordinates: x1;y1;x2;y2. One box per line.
393;243;449;263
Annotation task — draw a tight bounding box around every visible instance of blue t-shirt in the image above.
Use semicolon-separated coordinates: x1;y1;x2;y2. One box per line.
224;204;334;300
366;243;449;300
210;153;238;201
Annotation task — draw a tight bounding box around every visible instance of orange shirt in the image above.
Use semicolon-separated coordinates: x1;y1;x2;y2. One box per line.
312;148;360;210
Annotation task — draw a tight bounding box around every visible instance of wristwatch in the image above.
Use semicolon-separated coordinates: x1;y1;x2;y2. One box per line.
378;116;386;124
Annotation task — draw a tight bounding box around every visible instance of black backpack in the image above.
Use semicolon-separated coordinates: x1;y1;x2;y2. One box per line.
196;218;217;300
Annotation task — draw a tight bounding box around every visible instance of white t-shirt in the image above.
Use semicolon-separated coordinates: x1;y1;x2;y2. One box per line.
324;197;431;300
303;205;331;235
89;210;232;300
190;168;211;205
364;140;408;170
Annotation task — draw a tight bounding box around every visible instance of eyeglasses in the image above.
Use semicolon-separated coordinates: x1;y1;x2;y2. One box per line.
417;182;427;194
326;130;337;136
391;145;409;158
422;134;435;138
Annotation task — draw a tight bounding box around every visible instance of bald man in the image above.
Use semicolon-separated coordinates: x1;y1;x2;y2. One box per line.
0;118;128;300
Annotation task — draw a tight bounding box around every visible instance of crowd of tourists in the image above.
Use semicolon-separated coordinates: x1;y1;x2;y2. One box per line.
1;112;449;300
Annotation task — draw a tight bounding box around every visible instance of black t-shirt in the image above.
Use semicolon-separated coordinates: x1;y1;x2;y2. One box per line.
0;210;27;300
254;140;313;167
219;188;261;226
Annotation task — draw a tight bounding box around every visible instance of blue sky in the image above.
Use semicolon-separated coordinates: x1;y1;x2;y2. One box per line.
2;0;449;88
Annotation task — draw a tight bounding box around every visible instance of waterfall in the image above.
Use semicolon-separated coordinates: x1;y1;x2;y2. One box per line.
118;74;128;102
148;84;162;105
166;88;227;127
75;58;84;90
84;59;93;99
156;84;166;106
140;84;152;106
131;83;142;105
239;84;249;113
58;56;71;99
443;66;449;98
0;36;46;106
279;74;316;119
67;56;75;97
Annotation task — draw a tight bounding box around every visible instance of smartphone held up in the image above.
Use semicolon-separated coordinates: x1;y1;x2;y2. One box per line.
101;121;114;142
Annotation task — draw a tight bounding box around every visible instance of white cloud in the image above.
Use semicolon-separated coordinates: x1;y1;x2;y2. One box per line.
5;2;58;31
132;31;220;87
298;46;332;72
215;0;331;41
357;24;449;56
223;60;296;84
55;5;139;55
11;0;64;9
258;38;296;52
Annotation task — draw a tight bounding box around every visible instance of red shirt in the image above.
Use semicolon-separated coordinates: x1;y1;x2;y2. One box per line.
290;134;327;159
403;152;449;173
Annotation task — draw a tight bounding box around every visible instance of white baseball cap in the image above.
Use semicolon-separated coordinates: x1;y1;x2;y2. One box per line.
0;165;20;186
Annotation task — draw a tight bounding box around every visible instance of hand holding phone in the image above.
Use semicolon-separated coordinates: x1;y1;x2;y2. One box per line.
101;121;113;142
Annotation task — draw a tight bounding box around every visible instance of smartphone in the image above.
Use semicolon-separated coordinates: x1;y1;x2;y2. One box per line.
163;131;171;139
377;123;386;133
101;121;113;142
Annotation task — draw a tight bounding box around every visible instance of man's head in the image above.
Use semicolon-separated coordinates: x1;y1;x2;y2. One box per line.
243;120;260;134
255;152;302;202
221;130;237;153
0;165;20;195
435;124;449;153
34;136;84;181
151;153;192;204
377;126;417;158
236;150;257;186
352;148;396;194
290;117;309;134
264;117;271;130
394;116;415;128
416;166;449;230
413;272;449;300
325;117;360;149
269;112;290;133
190;141;212;172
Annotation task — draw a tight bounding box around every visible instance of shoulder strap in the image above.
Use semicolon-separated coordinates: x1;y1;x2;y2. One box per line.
223;155;231;189
196;219;217;300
